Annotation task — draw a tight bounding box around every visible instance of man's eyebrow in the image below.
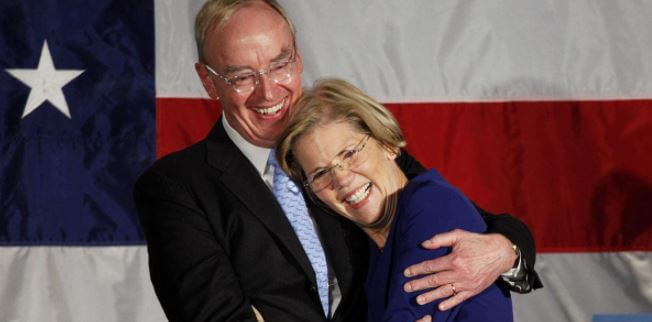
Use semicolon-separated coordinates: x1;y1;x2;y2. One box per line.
272;47;292;62
222;47;293;74
222;64;252;74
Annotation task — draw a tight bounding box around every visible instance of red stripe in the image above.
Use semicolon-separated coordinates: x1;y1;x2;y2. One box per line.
157;97;652;252
156;98;221;157
538;246;652;253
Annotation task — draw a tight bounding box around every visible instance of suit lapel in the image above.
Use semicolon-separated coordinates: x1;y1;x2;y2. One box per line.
309;198;359;309
204;121;317;286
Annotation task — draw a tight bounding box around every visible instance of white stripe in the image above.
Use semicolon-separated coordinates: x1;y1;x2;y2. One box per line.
156;0;652;101
155;0;207;98
5;247;649;321
513;252;652;322
0;246;165;322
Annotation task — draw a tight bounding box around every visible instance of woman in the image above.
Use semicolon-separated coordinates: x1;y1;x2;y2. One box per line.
276;79;512;321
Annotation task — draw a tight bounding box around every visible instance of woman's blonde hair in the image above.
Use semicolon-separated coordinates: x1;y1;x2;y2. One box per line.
276;78;405;182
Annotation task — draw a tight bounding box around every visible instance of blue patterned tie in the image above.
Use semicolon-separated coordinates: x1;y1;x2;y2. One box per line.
268;150;330;316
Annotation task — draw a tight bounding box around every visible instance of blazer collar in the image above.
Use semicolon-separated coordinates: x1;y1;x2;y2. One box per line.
308;199;358;313
204;120;319;286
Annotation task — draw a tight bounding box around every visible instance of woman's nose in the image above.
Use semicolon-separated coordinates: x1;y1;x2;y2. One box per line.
331;165;353;189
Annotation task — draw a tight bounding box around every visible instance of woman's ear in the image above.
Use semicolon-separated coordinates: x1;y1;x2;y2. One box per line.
382;145;400;161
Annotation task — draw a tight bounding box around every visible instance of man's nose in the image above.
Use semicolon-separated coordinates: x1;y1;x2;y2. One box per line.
254;73;275;101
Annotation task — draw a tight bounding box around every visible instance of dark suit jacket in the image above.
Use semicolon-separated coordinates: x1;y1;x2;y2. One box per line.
135;121;368;321
134;120;540;322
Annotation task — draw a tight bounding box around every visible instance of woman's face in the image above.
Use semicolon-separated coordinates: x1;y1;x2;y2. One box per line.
293;121;403;227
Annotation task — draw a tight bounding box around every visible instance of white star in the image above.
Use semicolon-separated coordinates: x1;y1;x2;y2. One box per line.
5;40;84;119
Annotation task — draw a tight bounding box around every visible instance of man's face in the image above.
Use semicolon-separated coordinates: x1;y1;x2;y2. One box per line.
195;2;304;148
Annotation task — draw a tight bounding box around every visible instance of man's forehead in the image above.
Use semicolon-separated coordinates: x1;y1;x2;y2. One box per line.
221;44;294;73
206;4;295;70
218;1;291;46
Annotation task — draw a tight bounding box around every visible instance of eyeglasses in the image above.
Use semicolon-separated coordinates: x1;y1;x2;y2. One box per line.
204;55;297;95
305;136;371;191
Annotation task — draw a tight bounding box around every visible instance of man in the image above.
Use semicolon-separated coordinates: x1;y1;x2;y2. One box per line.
134;0;541;321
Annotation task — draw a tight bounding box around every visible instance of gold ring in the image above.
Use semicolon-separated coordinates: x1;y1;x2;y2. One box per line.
451;283;457;296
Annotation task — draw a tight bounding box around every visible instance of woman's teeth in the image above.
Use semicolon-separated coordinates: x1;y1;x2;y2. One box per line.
346;183;371;205
254;100;284;115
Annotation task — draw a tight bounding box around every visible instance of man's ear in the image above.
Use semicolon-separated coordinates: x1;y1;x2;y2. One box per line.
195;62;220;100
295;49;304;75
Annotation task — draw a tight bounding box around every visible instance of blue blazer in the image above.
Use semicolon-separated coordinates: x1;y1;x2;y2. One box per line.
365;170;513;321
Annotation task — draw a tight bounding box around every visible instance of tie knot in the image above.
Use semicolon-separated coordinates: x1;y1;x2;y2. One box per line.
267;149;279;168
269;149;301;195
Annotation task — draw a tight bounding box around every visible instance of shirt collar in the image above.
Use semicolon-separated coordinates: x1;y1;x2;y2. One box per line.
222;116;271;177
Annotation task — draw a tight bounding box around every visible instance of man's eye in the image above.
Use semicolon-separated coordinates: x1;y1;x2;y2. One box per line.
230;74;255;84
270;62;288;72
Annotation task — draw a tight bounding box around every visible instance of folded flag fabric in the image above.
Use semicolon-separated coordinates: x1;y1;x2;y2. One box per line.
1;1;651;321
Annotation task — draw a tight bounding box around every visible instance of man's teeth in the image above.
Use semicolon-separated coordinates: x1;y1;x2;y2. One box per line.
346;183;371;204
254;100;284;115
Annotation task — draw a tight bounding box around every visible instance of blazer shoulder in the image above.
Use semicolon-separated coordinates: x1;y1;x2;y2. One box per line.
133;140;221;199
141;140;209;178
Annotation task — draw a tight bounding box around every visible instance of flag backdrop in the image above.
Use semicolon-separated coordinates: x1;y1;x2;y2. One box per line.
1;1;651;321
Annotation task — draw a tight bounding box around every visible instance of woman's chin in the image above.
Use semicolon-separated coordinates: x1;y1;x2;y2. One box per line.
332;194;383;226
349;212;382;228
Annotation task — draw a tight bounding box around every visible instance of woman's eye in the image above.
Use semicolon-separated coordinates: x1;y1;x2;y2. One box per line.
312;170;327;181
342;149;356;160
